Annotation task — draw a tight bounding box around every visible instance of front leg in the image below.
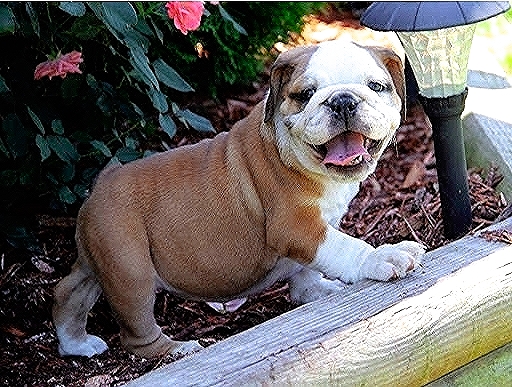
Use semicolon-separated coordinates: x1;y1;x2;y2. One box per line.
308;225;424;283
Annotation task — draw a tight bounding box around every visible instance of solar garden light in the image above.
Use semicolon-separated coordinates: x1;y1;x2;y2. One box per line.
360;1;511;239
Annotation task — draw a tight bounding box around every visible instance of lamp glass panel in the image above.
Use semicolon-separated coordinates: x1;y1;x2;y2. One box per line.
397;25;476;98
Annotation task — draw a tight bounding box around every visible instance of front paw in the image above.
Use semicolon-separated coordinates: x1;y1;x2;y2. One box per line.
360;241;425;281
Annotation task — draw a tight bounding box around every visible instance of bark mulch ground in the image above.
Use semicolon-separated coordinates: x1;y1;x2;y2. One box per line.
1;9;509;387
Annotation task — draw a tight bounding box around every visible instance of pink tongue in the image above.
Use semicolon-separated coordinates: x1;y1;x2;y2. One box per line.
322;132;370;166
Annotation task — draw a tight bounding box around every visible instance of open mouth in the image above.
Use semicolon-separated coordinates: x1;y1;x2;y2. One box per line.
310;131;383;168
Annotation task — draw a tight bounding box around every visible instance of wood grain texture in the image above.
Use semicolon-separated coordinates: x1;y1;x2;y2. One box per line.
126;218;512;387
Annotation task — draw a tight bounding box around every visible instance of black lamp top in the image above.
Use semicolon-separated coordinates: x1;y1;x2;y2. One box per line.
360;1;511;32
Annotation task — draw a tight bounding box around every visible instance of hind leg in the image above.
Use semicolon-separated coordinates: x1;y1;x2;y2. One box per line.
53;257;108;357
86;234;202;359
288;266;343;305
102;268;203;359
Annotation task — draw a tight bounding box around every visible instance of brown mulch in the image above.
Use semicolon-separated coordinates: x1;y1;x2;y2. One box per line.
0;8;509;387
340;104;507;250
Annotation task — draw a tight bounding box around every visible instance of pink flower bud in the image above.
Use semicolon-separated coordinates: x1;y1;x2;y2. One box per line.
34;51;83;80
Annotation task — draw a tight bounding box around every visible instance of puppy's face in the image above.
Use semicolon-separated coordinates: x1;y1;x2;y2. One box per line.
265;40;405;182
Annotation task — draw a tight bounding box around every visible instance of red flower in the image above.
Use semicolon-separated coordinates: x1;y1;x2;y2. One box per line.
34;51;83;80
165;1;204;35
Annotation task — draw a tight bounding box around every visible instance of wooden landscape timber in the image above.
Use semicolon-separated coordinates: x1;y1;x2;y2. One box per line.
126;217;512;386
428;341;512;386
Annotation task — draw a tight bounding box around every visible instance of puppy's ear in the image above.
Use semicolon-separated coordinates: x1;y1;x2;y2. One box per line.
264;46;317;124
368;46;406;122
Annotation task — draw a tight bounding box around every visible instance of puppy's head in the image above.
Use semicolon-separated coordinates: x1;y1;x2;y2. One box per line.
264;40;405;183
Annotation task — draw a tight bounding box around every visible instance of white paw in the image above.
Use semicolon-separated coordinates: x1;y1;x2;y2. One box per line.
58;334;108;357
360;241;425;281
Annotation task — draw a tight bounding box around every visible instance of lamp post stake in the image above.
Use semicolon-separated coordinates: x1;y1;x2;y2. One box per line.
360;1;511;239
419;90;472;239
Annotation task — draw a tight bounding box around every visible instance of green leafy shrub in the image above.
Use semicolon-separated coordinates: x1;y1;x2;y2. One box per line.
0;1;324;249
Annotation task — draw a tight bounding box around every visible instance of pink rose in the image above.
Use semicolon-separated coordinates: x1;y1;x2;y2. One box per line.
165;1;204;35
34;51;83;80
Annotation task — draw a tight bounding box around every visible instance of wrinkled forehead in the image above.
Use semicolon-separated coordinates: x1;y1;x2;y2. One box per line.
303;40;388;85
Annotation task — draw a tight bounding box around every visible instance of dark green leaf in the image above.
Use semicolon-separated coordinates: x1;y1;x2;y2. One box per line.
148;87;168;113
46;172;59;186
73;183;89;199
148;16;163;43
131;102;144;118
125;137;138;149
27;106;45;134
2;114;28;159
0;4;15;36
91;140;112;157
134;17;153;37
69;14;102;39
95;2;148;50
115;146;141;163
129;47;159;88
153;59;194;93
61;77;82;99
58;185;77;204
18;168;35;186
59;2;86;17
0;74;10;94
159;113;177;138
86;73;99;89
143;149;157;158
218;4;247;35
102;1;137;30
178;109;216;133
87;2;124;43
35;135;51;161
52;119;65;135
1;224;39;251
25;2;40;37
0;137;9;158
60;163;76;183
123;28;150;52
70;131;93;143
0;170;17;186
106;156;121;168
82;167;99;182
47;135;80;163
96;94;113;115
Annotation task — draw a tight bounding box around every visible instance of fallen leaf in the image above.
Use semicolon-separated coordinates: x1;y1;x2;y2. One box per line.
31;257;55;273
402;160;426;189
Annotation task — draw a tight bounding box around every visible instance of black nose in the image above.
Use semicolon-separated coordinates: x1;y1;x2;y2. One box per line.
324;92;360;118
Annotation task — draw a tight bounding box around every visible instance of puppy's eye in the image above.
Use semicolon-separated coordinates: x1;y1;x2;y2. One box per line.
290;87;316;103
368;81;388;93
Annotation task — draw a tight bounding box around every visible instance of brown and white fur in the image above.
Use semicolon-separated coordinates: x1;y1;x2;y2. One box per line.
53;40;425;359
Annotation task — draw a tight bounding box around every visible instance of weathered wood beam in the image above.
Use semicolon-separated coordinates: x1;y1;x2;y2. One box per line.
126;217;512;387
428;341;512;386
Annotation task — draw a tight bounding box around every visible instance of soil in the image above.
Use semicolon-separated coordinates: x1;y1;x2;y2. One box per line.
0;8;509;387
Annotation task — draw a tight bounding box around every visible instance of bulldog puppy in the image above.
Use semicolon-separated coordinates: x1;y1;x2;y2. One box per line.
53;40;425;359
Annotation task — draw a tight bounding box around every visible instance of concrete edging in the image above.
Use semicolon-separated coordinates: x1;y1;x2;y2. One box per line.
463;36;512;200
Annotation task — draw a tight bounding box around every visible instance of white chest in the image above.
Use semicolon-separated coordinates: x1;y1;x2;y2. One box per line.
318;181;360;227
